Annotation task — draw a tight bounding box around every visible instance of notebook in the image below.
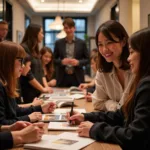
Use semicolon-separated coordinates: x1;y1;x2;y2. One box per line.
44;96;74;108
48;122;78;131
24;132;95;150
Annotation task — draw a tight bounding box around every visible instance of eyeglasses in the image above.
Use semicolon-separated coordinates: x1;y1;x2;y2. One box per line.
16;57;24;66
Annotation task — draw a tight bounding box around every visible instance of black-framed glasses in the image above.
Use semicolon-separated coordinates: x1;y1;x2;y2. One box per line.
16;57;24;66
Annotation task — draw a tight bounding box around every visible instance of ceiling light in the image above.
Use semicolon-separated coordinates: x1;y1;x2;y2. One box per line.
49;0;63;30
41;0;45;3
56;0;66;38
49;16;63;30
26;0;98;13
79;0;83;3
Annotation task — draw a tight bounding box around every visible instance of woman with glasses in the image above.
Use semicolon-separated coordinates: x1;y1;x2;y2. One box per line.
21;24;53;104
0;41;56;125
92;20;134;111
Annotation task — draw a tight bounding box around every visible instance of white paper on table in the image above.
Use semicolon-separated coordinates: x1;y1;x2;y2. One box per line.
53;108;86;114
48;122;78;131
24;132;95;150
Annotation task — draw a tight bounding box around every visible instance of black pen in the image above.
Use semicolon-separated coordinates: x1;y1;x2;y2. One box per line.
70;102;74;124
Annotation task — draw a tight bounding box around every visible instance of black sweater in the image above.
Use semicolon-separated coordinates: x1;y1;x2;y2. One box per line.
84;76;150;150
0;83;42;125
0;131;13;150
21;43;44;103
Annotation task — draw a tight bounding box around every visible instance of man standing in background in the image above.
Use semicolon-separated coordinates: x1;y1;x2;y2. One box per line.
0;21;8;42
54;17;89;87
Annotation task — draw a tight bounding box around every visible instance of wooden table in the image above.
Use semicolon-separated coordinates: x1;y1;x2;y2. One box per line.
12;98;122;150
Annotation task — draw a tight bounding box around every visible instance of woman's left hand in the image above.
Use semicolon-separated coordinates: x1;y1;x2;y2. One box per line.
41;102;56;113
9;121;31;131
77;121;94;137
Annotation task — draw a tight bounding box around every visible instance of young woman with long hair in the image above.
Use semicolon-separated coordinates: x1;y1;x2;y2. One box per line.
0;41;55;125
40;46;56;87
92;20;134;111
21;24;53;103
67;27;150;150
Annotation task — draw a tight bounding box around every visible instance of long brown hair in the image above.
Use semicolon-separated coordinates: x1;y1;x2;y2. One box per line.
95;20;130;72
0;41;26;98
21;24;41;57
123;28;150;118
40;47;54;81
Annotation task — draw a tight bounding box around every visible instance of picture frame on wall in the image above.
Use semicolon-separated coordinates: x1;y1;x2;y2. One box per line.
16;30;23;44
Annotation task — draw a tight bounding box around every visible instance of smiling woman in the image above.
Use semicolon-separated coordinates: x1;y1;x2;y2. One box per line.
92;20;134;111
40;46;56;87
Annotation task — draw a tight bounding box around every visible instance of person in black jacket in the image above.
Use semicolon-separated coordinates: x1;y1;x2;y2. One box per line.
0;121;44;150
54;18;89;87
0;41;56;125
67;28;150;150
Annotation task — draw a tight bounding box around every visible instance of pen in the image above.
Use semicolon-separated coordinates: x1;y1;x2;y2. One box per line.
70;102;74;124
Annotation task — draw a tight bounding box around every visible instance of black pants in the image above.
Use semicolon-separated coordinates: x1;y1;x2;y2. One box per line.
57;73;80;87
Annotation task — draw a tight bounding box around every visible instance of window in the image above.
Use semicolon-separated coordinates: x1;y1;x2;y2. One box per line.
43;17;87;51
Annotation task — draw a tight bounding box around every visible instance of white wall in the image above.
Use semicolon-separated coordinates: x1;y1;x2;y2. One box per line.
119;0;132;35
140;0;150;29
7;0;31;42
132;0;140;33
95;0;116;33
95;0;133;35
87;15;96;37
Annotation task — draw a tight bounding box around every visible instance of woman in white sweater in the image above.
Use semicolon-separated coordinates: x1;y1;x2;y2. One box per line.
92;20;134;111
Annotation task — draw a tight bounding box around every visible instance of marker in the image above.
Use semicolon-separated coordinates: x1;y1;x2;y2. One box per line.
70;102;74;124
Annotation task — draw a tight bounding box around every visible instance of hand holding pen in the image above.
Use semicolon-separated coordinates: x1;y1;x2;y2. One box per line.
66;103;84;125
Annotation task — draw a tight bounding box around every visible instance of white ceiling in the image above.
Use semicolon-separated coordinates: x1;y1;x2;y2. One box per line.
27;0;98;13
18;0;107;16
